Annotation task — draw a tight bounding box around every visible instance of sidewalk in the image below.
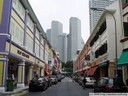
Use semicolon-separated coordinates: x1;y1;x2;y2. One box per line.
0;86;29;96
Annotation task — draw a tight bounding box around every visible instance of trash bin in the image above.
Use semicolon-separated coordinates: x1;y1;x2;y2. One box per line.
6;79;14;91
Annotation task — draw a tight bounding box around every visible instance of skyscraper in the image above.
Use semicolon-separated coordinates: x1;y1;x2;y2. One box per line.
46;21;67;63
67;17;84;61
46;29;52;43
89;0;116;33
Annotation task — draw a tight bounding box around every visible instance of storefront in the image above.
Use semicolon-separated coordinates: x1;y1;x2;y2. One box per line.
86;66;99;80
99;61;108;77
5;42;38;88
118;49;128;85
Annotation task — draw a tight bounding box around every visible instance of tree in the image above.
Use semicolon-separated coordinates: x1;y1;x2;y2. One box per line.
61;61;65;68
64;60;73;73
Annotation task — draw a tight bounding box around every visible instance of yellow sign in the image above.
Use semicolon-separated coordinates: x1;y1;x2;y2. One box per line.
0;0;3;24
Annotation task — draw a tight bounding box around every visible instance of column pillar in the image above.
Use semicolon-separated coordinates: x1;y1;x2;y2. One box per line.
0;59;8;92
28;66;33;81
108;62;115;78
122;66;127;85
38;67;41;77
17;61;25;88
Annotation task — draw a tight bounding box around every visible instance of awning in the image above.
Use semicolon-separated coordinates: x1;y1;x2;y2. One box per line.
118;50;128;66
45;69;51;76
86;66;98;76
99;62;107;67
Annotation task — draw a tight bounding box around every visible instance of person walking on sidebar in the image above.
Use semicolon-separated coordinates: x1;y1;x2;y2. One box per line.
83;76;86;89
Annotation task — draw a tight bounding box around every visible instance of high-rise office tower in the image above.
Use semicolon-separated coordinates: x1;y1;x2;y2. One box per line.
89;0;116;33
59;33;67;62
46;21;67;63
51;21;63;50
46;29;52;43
67;17;84;61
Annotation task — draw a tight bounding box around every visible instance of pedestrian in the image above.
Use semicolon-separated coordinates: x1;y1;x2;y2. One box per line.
83;76;86;89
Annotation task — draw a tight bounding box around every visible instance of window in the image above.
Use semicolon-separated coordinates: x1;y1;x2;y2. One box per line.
10;20;15;39
35;43;39;58
123;22;128;36
27;16;34;31
41;36;44;45
19;29;24;46
12;0;25;20
10;18;24;46
40;48;44;60
12;0;16;8
36;29;40;39
26;34;33;53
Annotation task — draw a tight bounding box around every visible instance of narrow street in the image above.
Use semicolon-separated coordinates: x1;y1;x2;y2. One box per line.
24;77;93;96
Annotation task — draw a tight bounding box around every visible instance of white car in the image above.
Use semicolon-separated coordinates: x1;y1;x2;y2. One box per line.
85;77;96;87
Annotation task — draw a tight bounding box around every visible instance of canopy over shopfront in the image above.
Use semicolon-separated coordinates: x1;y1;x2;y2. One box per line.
86;66;98;76
118;50;128;66
99;62;108;67
45;69;51;76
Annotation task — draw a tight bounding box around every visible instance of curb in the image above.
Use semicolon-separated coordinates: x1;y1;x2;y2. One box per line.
0;87;29;96
10;90;29;96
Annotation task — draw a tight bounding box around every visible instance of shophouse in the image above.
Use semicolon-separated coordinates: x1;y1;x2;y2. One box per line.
117;0;128;85
74;0;123;80
74;40;90;76
0;0;60;92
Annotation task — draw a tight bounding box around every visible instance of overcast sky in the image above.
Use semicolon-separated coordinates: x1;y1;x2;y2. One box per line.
28;0;90;42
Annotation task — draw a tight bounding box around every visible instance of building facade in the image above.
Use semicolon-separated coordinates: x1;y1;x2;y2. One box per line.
117;0;128;85
89;0;116;33
74;1;123;80
0;0;60;92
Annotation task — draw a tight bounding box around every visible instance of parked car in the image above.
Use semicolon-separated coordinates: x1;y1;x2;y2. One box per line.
44;76;52;87
79;77;96;87
94;77;127;92
85;77;96;87
78;76;84;85
29;77;47;91
61;75;65;79
50;75;58;84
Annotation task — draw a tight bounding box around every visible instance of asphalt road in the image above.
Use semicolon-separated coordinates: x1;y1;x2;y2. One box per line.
24;77;93;96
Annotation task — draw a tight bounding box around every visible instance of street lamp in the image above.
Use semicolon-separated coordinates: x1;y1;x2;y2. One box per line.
90;7;118;77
